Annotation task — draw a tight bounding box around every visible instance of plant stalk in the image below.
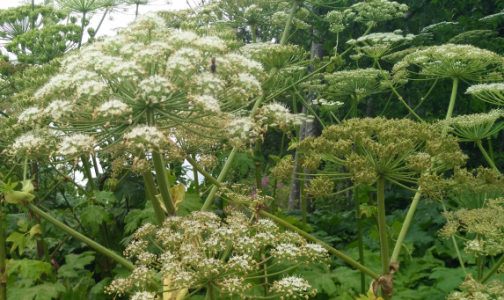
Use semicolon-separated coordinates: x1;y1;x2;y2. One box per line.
143;170;166;225
377;177;389;276
481;253;504;283
186;156;221;187
446;78;459;120
476;140;498;171
279;0;299;46
0;203;6;300
25;203;134;271
391;186;422;262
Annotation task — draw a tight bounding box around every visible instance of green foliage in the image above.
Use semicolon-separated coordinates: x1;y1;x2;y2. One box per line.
80;205;111;227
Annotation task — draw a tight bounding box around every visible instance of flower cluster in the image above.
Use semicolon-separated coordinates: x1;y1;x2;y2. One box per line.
351;0;409;26
439;110;504;142
298;117;467;185
324;68;391;99
393;44;504;82
257;102;313;131
466;83;504;106
106;211;326;299
348;31;415;59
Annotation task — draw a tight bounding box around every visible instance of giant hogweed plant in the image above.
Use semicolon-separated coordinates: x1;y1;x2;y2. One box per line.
2;0;504;299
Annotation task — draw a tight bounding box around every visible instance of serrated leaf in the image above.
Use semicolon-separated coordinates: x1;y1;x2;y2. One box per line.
9;282;66;300
429;267;465;294
57;252;95;279
94;191;116;205
7;259;53;279
80;205;110;227
6;232;35;255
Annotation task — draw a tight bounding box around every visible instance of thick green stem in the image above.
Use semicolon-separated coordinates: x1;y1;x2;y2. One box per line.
201;149;238;211
143;171;166;225
391;187;422;262
146;110;176;215
152;152;176;215
260;210;379;280
78;11;86;49
446;78;459;120
481;253;504;283
377;177;389;276
191;154;200;195
207;283;216;300
251;24;257;43
25;203;134;271
0;203;6;300
300;178;306;230
279;1;299;46
476;140;498;171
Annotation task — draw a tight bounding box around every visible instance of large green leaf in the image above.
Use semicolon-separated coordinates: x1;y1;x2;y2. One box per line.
57;252;95;279
7;259;53;280
9;282;66;300
80;205;111;227
177;194;203;216
94;191;116;205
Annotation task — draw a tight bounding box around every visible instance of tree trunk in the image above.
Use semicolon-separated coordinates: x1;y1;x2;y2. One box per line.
288;27;323;211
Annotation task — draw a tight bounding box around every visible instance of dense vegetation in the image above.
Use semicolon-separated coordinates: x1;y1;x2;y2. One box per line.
2;0;504;299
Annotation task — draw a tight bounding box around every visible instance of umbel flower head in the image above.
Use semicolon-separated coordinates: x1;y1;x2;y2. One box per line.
323;68;392;100
9;13;267;160
350;0;409;26
106;211;326;299
438;110;504;142
347;31;415;59
392;44;504;82
298;118;467;185
466;82;504;106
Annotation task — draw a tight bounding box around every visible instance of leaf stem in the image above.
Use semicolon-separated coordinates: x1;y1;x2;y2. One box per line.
377;177;389;277
476;140;498;171
25;203;134;271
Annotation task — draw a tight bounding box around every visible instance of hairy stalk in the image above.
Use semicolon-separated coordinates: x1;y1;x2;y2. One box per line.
25;203;134;271
143;170;166;225
191;154;200;195
81;155;97;191
476;140;498;171
0;203;6;300
377;177;389;276
201;149;238;211
446;78;459;120
260;210;380;279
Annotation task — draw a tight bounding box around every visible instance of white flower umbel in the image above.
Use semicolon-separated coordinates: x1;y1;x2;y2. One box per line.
226;116;260;146
138;75;173;105
393;44;504;82
351;0;409;25
130;291;156;300
124;125;166;151
258;102;312;130
348;32;415;59
57;134;95;156
271;276;316;298
192;36;228;52
10;132;47;157
466;83;504;105
190;95;221;112
95;99;132;118
325;68;389;98
18;107;41;124
43;100;73;121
